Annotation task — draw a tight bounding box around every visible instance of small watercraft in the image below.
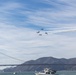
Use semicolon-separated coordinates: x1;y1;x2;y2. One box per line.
13;72;17;74
35;68;56;75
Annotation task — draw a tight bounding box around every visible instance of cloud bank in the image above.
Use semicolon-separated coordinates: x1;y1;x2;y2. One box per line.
0;0;76;69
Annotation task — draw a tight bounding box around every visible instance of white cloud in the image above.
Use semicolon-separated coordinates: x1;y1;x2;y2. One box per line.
19;0;76;28
0;22;76;70
0;2;22;11
0;0;76;69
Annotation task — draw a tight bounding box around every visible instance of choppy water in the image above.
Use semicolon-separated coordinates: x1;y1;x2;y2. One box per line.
57;71;76;75
0;71;76;75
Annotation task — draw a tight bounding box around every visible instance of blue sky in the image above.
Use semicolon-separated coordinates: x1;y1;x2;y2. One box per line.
0;0;76;69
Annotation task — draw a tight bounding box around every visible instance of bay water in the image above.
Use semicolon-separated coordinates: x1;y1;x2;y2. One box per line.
0;71;76;75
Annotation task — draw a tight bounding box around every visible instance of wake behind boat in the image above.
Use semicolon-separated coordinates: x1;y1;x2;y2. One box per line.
35;68;56;75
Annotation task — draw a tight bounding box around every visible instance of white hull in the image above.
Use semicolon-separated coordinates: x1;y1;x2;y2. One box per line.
35;68;56;75
35;73;55;75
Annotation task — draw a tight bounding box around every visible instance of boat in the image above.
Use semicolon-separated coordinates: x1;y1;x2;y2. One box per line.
35;68;56;75
13;72;17;74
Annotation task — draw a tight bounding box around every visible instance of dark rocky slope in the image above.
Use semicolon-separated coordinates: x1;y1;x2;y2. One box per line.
4;57;76;72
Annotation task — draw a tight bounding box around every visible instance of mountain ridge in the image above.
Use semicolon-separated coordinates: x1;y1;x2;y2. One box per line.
3;57;76;72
